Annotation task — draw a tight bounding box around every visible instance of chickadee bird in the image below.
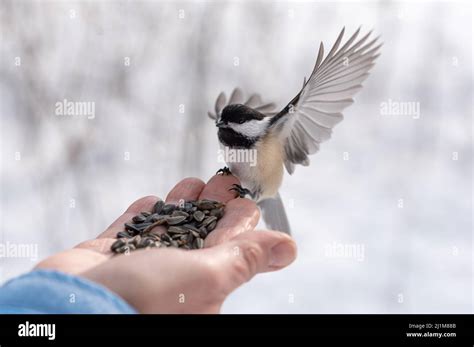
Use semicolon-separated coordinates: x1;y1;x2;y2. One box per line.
208;27;381;234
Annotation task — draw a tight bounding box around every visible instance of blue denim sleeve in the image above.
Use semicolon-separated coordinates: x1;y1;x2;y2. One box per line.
0;270;137;314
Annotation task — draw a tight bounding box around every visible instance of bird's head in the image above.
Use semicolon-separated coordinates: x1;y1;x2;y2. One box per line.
216;104;270;141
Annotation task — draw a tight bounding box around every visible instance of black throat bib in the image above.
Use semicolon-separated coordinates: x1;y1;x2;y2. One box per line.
218;128;259;148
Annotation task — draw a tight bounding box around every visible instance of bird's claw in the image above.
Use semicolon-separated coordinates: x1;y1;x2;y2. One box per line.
229;184;251;198
216;166;232;176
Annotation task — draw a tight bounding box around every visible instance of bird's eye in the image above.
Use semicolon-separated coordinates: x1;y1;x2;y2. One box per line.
238;120;245;124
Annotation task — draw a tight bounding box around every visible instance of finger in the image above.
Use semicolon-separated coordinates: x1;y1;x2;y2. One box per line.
166;177;205;204
97;195;159;239
204;198;260;247
199;174;241;203
206;230;297;295
199;174;259;247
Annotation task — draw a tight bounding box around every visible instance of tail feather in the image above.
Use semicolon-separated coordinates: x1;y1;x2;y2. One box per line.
257;192;291;235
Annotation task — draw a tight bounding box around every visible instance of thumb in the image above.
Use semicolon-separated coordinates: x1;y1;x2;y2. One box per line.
208;230;297;295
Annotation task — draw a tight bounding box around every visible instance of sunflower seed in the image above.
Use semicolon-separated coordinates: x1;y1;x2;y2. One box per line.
183;202;194;211
143;218;167;232
144;213;159;223
193;210;205;222
135;222;153;231
161;233;172;242
124;223;141;235
132;235;141;246
115;246;128;254
172;210;189;218
201;216;217;228
153;200;165;214
117;244;135;254
182;224;200;233
162;204;176;215
132;214;147;223
111;239;126;251
182;232;191;244
147;233;160;241
194;238;204;249
209;208;224;218
116;231;132;239
168;226;187;234
206;221;217;232
137;237;154;248
199;227;208;238
166;215;187;225
197;200;216;210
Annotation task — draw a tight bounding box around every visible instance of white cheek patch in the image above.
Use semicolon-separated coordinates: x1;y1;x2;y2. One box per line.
230;118;270;138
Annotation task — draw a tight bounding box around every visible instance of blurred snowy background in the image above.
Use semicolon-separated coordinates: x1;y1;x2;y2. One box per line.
0;0;472;313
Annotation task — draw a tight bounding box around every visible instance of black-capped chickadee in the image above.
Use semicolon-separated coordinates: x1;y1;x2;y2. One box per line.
208;27;381;234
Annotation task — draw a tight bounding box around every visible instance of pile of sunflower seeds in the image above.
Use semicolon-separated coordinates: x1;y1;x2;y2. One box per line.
111;199;225;254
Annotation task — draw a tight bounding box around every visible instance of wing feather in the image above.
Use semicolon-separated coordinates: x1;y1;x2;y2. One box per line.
228;88;244;104
208;92;227;120
269;28;381;174
207;88;277;120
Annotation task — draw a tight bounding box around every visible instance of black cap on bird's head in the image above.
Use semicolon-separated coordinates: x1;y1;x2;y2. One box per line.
215;104;266;128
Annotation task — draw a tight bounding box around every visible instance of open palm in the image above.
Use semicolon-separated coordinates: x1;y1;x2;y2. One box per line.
34;175;297;313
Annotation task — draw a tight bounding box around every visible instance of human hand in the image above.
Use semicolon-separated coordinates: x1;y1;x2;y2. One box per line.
34;175;297;313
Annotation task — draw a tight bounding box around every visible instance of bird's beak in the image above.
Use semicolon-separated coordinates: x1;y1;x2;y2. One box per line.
216;120;227;128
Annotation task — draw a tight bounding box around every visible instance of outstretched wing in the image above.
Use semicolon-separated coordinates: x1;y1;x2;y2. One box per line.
208;87;278;121
269;27;382;174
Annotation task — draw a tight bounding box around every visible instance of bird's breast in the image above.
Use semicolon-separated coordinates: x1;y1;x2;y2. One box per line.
228;134;284;201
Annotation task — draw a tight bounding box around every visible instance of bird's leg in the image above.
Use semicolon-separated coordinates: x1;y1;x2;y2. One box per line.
229;184;253;199
216;166;232;176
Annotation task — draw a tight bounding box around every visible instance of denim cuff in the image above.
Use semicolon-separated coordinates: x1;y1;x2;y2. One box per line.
0;269;137;314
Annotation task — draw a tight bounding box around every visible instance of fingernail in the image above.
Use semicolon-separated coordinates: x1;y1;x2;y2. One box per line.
269;241;296;268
